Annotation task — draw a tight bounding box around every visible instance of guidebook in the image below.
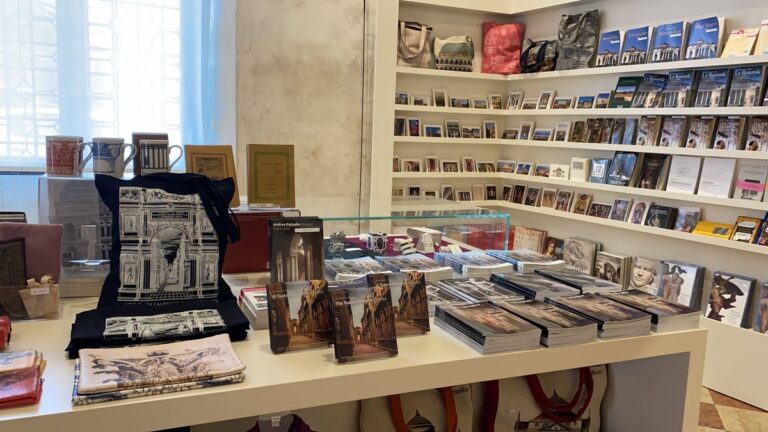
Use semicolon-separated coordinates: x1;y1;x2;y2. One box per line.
620;26;650;65
388;272;431;336
269;217;324;283
267;280;333;354
376;254;453;282
631;74;668;108
660;70;696;108
596;30;623;67
437;278;524;303
433;251;514;278
685;16;725;60
324;257;391;281
536;268;622;295
649;21;688;63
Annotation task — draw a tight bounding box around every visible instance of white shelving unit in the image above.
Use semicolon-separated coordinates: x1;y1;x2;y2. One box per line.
395;105;768;116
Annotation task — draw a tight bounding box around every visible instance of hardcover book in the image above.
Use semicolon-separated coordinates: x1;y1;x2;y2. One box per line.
697;157;736;198
609;76;644;108
650;21;688;63
685;16;724;59
588;158;610;184
632;74;668;108
596;30;622;67
636;116;662;146
673;207;701;233
269;217;324;283
694;69;730;107
660;70;696;108
330;274;398;363
658;260;705;308
563;237;600;275
727;66;765;107
665;155;702;194
644;205;678;229
713;117;747;150
267;280;333;353
733;162;768;201
629;257;660;294
659;116;688;147
746;117;768;151
705;272;756;328
685;116;717;148
721;27;759;57
637;154;669;190
620;26;650;65
606;152;640;186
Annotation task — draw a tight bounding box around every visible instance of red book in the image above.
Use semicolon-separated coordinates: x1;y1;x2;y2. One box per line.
223;211;287;274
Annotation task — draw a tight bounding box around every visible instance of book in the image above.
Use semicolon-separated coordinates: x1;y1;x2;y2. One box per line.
602;290;700;333
553;123;572;142
570;157;591;182
266;280;333;353
632;74;668;108
713;117;746;150
588;158;610;183
721;27;759;57
486;249;567;274
595;251;632;289
733;162;768;201
685;16;724;59
650;21;688;63
685;116;716;148
694;69;730;107
490;273;581;300
621;26;650;65
730;216;762;243
571;193;593;215
563;237;600;275
622;118;638;144
609;76;644;108
587;202;613;219
637;154;669;190
599;118;614;143
636;116;662;146
330;274;398;363
754;283;768;334
697;157;736;198
512;226;548;252
546;294;651;338
269;217;324;283
629;200;653;224
727;66;765;107
692;220;734;239
376;254;453;282
584;118;602;143
659;116;688;147
576;96;594;109
239;286;268;330
705;272;756;328
755;19;768;55
673;207;701;233
426;282;468;316
388;272;431;335
544;237;565;260
324;257;391;281
434;251;513;278
608;197;633;222
571;121;586;142
660;70;696;108
658;260;705;308
644;204;678;229
550;164;570;179
536;268;623;295
610;118;626;144
628;256;659;294
756;218;768;245
606;152;640;186
595;92;612;109
493;299;597;347
746;117;768;151
596;29;622;67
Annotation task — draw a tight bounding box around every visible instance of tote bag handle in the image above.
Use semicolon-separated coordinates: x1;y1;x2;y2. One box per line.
388;387;458;432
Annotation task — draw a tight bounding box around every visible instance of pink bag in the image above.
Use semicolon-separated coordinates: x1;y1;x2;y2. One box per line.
482;22;525;75
0;223;63;282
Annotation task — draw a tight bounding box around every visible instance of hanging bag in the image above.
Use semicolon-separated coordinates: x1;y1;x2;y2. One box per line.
397;21;435;69
359;385;473;431
520;39;558;73
556;9;600;70
434;36;475;72
482;22;525;75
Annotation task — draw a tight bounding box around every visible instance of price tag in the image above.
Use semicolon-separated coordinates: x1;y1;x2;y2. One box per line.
30;286;50;296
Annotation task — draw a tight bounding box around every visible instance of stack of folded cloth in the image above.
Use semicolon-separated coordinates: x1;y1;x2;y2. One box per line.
72;334;246;405
0;349;45;408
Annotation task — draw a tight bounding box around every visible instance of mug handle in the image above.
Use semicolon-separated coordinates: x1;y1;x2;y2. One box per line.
79;142;94;171
168;145;184;170
123;143;137;165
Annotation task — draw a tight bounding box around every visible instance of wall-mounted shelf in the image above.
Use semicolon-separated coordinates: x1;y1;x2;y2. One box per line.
395;105;768;117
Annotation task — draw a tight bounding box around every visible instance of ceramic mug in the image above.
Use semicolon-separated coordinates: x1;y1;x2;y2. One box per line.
92;137;137;177
138;140;184;174
45;136;93;177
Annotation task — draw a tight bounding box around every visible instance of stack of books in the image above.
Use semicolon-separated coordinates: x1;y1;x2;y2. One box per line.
602;290;701;333
546;295;652;339
490;273;581;300
494;299;598;347
376;254;453;282
434;251;514;278
486;249;567;273
426;282;469;316
434;303;542;354
595;252;633;290
324;257;391;281
436;278;525;303
238;286;267;330
536;268;623;294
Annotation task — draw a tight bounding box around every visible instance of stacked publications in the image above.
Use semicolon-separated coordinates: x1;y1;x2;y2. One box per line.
433;251;514;278
426;282;469;316
490;273;581;300
434;302;541;354
546;294;652;339
324;257;391;281
238;287;268;330
436;278;525;303
376;254;453;282
72;334;246;405
486;249;567;273
602;290;701;333
493;300;598;347
535;268;623;294
0;349;45;408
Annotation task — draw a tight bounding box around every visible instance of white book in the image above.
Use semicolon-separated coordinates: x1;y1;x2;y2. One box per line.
570;157;591;182
733;161;768;201
696;157;736;198
754;19;768;55
721;27;759;57
665;156;702;194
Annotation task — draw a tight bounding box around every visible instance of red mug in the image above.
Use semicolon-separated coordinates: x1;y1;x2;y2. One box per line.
45;136;93;176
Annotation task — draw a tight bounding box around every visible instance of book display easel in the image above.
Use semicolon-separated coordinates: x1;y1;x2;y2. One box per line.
370;0;768;417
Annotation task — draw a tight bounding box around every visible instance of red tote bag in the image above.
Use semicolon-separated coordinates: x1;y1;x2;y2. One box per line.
482;22;525;74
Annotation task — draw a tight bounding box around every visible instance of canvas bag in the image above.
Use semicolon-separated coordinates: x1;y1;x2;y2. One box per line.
482;22;525;74
359;385;473;432
555;9;600;70
434;36;475;72
520;39;558;73
66;173;249;358
397;21;435;69
476;365;608;432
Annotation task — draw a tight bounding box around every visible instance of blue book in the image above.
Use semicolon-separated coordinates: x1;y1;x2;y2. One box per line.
596;30;622;67
685;16;724;60
650;21;687;62
621;26;650;65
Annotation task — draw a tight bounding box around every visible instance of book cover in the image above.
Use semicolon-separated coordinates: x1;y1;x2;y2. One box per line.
610;118;626;144
705;272;756;328
584;118;602;143
330;274;398;363
571;121;586;142
570;157;590;182
686;116;717;148
746;117;768;151
491;273;581;300
727;66;765;107
632;74;668;108
644;204;677;229
636;116;662;146
548;294;650;324
389;272;430;335
325;257;390;280
576;96;595;109
673;207;701;233
267;280;333;353
730;216;762;243
438;302;539;338
536;268;622;294
494;299;596;336
596;30;622;67
721;27;759;57
658;261;705;308
595;252;624;286
733;162;768;201
609;76;644;108
604;290;699;320
692;220;734;239
609;198;633;222
697;157;736;198
629;200;652;225
713;117;746;150
595;92;612;109
659;116;688;147
650;21;687;62
755;19;768;55
606;152;640;186
694;69;730;107
564;237;599;275
571;193;593;215
588;158;610;183
599;118;614;143
269;217;324;283
550;164;570;179
622;119;638;144
587;202;613;219
755;282;768;334
660;70;696;108
376;254;451;273
544;237;565;260
686;16;723;59
621;26;650;65
629;257;659;294
637;154;669;189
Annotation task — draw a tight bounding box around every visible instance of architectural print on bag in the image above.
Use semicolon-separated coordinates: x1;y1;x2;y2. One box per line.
117;187;219;302
102;309;226;342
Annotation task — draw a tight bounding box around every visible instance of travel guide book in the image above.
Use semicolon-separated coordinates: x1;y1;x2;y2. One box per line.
269;217;324;283
266;280;333;354
596;30;622;67
660;70;696;108
609;76;643;108
727;66;765;107
649;21;688;63
620;26;650;65
685;16;724;59
631;74;668;108
694;68;730;107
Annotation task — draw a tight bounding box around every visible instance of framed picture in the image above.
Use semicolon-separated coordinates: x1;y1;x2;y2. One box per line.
456;190;473;201
554;122;572;142
507;91;524;110
486;184;497;200
185;145;240;207
551;97;574;109
576;95;595;108
441;184;456;201
524;186;542;206
515;162;532;175
432;88;448;107
411;95;430;106
521;98;538;110
392;187;405;197
425;156;440;172
408;185;422;196
461;156;477;172
407;118;421;136
472;98;489;109
423;124;443;138
519;121;535;140
537;90;556;109
441;160;460;173
511;184;527;204
532;128;553;141
423;190;438;198
395;92;410;105
445;120;461;138
246;144;295;208
401;158;422;172
450;96;471;108
555;190;573;211
489;94;503;110
541;188;558;208
501;128;519;140
483;120;498;139
393;155;401;172
476;161;496;172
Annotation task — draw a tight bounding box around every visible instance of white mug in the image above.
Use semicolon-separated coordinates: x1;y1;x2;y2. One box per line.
139;140;184;174
92;137;137;177
45;135;93;177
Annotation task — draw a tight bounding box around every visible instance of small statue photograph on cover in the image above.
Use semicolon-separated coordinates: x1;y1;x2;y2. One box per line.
267;280;333;354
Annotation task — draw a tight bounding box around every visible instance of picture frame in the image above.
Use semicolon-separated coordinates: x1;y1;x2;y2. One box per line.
441;184;456;201
406;118;421;137
488;94;503;110
551;97;575;109
456;190;473;201
501;128;519;140
450;96;471;108
411;95;430;106
483;120;498;139
519;121;535;140
394;116;406;136
576;95;595;109
425;156;440;173
185;145;240;207
408;185;422;197
541;188;558;208
515;162;532;175
507;91;524;110
524;186;542;206
555;190;573;211
401;158;422;172
521;98;539;110
432;88;448;107
392;154;401;172
476;161;496;173
445;120;461;138
537;90;556;109
423;124;443;138
395;92;410;105
485;184;497;200
461;156;477;173
392;187;405;197
532;128;553;141
472;98;489;109
441;160;460;173
511;184;527;204
553;122;572;142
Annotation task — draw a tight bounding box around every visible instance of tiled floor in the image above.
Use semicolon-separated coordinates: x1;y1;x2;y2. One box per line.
699;387;768;432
